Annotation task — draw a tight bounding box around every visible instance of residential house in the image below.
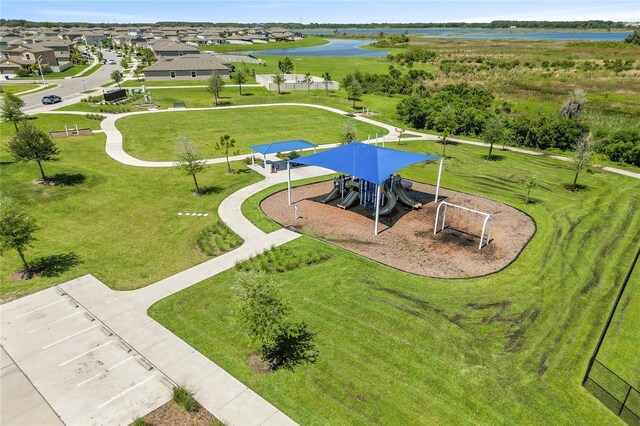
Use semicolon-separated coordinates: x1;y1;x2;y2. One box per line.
142;53;230;81
149;39;199;58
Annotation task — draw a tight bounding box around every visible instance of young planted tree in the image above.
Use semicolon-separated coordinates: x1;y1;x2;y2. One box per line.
272;73;285;94
340;121;357;144
215;134;239;174
570;134;595;190
523;174;538;204
235;272;317;370
560;89;587;119
322;72;332;96
234;68;247;95
343;74;362;108
8;122;60;181
482;116;505;160
174;136;206;194
303;72;313;92
1;93;25;131
436;104;456;157
0;201;40;278
207;71;224;105
110;70;123;88
278;57;294;74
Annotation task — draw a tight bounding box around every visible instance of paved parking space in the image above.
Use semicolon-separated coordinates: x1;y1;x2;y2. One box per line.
0;288;171;426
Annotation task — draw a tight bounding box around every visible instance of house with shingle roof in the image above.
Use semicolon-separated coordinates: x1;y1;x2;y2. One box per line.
149;39;199;58
142;53;230;81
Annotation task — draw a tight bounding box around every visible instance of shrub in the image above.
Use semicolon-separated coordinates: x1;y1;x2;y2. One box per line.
131;418;151;426
236;245;332;274
85;113;106;121
172;386;198;413
196;220;242;256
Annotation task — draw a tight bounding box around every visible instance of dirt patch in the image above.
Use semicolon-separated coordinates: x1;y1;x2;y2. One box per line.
49;129;93;138
139;400;219;426
248;351;273;374
261;180;535;278
135;103;160;109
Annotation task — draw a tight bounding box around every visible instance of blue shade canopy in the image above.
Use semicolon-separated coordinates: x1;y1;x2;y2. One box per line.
291;142;440;185
250;140;317;155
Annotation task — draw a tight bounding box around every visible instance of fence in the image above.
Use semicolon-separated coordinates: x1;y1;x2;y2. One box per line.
583;246;640;425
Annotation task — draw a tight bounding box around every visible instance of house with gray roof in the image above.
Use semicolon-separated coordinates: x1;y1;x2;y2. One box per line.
142;53;230;81
149;39;199;57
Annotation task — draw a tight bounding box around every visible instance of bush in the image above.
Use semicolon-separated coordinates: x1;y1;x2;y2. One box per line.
196;220;242;256
172;386;198;413
236;245;332;274
85;113;106;121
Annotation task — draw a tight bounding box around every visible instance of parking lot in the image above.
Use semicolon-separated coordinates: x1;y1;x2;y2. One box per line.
0;287;171;425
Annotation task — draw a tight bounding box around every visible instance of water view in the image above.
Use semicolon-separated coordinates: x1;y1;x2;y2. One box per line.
246;39;388;57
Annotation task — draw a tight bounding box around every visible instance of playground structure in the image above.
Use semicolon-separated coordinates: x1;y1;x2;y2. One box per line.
433;201;495;249
65;124;79;136
49;125;93;139
321;174;422;216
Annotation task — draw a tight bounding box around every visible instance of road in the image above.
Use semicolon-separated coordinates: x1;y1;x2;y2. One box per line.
0;49;125;112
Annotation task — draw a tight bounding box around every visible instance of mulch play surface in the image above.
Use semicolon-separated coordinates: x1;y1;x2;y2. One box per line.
261;180;535;278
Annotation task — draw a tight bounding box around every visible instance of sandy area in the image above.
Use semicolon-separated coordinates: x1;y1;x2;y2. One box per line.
261;179;535;278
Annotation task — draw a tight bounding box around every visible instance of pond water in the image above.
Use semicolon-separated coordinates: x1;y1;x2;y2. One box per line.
298;28;631;41
246;39;388;57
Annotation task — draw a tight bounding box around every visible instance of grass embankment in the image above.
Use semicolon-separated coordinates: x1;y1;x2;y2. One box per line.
0;83;57;96
198;36;328;53
150;139;639;424
116;106;388;161
0;114;262;300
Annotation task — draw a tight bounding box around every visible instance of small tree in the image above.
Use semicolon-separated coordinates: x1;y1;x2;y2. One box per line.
303;72;313;92
110;70;122;88
272;73;285;94
523;174;538;204
344;75;363;108
215;134;239;173
234;68;247;95
482;116;505;160
570;134;594;189
436;104;456;157
322;72;331;96
207;71;224;105
0;201;40;277
340;121;357;144
1;93;25;132
174;136;206;194
278;57;294;74
8;122;60;180
560;89;587;119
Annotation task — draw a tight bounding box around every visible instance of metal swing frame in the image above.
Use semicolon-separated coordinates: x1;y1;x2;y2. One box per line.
433;201;494;249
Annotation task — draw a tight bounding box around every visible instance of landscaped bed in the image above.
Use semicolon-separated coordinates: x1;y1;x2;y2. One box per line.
261;180;535;278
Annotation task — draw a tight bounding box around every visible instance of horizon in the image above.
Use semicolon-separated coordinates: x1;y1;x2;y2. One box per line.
1;0;639;25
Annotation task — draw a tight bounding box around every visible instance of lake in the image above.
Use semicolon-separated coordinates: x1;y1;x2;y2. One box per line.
246;39;388;57
298;28;631;41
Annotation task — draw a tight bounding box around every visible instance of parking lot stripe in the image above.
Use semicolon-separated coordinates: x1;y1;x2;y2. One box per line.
76;372;103;388
27;311;82;334
15;299;65;319
59;340;113;367
42;325;98;350
76;355;135;387
107;356;134;371
97;374;156;409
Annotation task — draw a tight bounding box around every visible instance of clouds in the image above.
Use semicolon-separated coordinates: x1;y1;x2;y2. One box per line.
40;9;157;22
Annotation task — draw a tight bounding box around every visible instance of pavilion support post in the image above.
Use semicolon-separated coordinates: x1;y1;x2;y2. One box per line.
251;151;255;166
287;161;292;205
434;157;444;203
263;154;268;176
374;184;381;235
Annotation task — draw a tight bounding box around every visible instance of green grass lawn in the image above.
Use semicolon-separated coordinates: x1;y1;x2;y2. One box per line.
0;83;56;96
116;106;388;161
0;114;262;300
74;63;103;78
198;36;328;53
121;79;208;87
150;139;639;425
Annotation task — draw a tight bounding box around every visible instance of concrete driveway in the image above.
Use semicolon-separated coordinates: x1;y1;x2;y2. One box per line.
0;287;171;425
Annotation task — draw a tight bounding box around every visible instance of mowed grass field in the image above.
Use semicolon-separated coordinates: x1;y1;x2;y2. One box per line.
0;114;262;300
150;139;640;424
116;106;388;161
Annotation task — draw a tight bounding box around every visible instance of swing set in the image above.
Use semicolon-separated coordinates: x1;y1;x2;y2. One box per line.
433;201;495;249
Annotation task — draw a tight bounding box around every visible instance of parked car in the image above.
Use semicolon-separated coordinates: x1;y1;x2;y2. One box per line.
41;95;62;104
116;52;123;57
103;59;107;65
108;60;116;65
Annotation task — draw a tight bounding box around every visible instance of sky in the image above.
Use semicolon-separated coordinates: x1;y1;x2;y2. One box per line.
1;0;639;24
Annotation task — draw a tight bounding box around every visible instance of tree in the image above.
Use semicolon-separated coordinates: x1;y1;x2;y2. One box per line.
303;72;313;92
272;73;285;94
436;104;456;157
340;121;357;144
110;70;122;88
234;68;247;95
215;134;239;173
207;71;224;105
119;57;129;68
8;122;60;180
482;116;505;160
347;81;362;108
278;57;294;74
560;88;587;119
322;72;332;96
97;51;103;62
523;174;538;204
624;30;640;45
570;134;595;189
235;272;317;370
0;201;40;277
174;136;206;194
1;93;25;131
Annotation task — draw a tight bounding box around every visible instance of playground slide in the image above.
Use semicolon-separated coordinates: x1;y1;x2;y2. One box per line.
338;190;360;209
394;183;422;209
321;186;341;204
378;186;397;216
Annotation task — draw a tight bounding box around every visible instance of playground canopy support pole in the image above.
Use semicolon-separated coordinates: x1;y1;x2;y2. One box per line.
374;184;381;235
435;157;444;203
287;161;292;205
263;154;268;176
251;151;255;166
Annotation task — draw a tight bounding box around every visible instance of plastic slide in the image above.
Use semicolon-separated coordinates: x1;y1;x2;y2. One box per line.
321;186;341;204
338;190;360;209
393;176;422;209
378;185;397;215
